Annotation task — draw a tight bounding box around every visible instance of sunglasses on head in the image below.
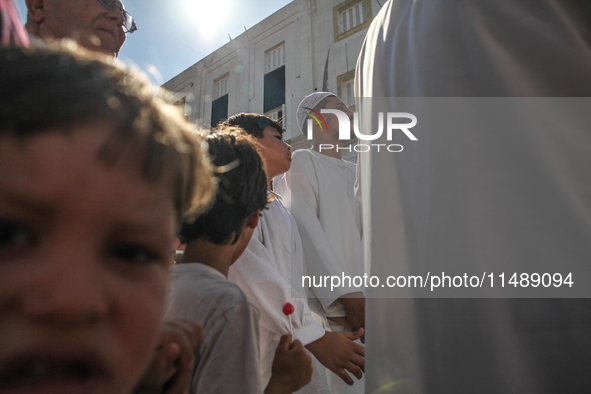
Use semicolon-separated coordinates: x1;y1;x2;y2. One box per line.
97;0;137;33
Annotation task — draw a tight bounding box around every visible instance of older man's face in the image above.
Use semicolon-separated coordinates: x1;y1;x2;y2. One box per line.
39;0;127;57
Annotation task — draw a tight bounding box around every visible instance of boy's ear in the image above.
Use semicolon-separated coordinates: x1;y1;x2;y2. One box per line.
246;210;260;230
26;0;47;23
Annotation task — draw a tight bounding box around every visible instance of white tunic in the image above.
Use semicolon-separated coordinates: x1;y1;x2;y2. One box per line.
229;198;330;393
276;149;364;317
166;263;261;394
277;149;366;394
356;0;591;393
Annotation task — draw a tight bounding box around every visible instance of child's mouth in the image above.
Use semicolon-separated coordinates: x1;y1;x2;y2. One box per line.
0;353;107;394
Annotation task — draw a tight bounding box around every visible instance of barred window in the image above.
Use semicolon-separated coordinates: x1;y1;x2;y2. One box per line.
339;1;368;35
333;0;372;42
265;44;285;73
337;70;356;111
213;75;228;100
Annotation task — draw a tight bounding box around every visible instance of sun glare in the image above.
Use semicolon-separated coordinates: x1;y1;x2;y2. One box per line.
184;0;232;41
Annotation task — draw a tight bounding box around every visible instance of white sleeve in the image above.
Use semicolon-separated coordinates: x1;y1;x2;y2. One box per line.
229;236;325;347
277;154;358;312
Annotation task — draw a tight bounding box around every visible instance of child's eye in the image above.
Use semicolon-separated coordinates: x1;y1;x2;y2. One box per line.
0;219;33;251
110;244;160;265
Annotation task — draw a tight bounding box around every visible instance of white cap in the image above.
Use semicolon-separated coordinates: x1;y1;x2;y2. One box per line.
296;92;335;132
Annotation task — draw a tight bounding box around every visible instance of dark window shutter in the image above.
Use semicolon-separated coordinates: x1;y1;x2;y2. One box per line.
210;94;228;128
264;65;285;113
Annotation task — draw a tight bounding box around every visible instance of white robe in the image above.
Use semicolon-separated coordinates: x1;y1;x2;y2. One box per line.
276;149;364;315
276;149;365;394
355;0;591;393
229;197;331;393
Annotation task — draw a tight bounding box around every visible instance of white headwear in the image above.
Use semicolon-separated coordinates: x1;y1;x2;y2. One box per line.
296;92;335;133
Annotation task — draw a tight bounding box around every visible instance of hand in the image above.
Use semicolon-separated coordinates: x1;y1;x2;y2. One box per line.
306;329;365;386
341;294;365;343
134;319;204;394
266;334;313;394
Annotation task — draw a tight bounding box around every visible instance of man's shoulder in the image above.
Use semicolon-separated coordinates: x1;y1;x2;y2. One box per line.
291;149;316;163
292;148;315;158
290;149;320;173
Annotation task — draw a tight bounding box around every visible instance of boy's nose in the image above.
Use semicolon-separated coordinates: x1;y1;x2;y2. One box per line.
23;249;109;324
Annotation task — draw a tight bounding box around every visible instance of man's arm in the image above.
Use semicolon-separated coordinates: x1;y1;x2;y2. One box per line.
326;294;365;344
341;294;365;342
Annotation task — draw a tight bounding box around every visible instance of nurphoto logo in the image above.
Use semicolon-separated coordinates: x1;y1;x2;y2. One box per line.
304;109;418;153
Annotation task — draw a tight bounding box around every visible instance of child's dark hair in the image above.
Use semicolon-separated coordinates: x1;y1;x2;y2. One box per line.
180;129;268;245
0;45;214;221
224;113;283;138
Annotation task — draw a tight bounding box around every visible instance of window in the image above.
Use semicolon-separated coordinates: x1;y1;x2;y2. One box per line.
336;70;357;149
339;1;367;34
265;105;284;126
265;44;285;73
211;74;229;128
337;70;356;111
210;95;228;128
213;75;228;100
333;0;372;42
264;44;286;114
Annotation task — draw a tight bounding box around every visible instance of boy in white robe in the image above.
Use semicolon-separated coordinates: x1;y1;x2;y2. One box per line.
275;93;366;394
226;114;366;393
166;132;313;394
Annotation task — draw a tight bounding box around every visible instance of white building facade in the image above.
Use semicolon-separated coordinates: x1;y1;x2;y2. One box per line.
163;0;383;158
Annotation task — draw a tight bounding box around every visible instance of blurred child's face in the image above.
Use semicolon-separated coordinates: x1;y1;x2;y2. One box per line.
0;124;177;393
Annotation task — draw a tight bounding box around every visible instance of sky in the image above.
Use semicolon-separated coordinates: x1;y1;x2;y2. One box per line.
16;0;294;85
